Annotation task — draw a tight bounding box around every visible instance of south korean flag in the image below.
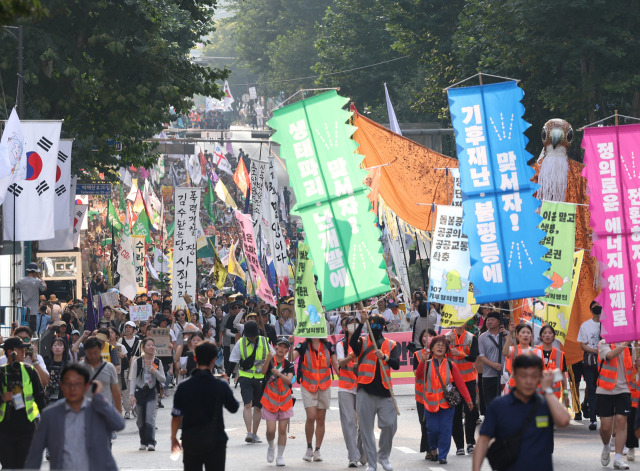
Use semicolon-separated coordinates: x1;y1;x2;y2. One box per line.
53;139;73;230
3;120;62;241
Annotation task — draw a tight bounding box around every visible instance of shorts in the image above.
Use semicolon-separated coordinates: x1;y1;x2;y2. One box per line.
261;407;294;421
596;393;631;418
301;386;331;409
239;376;264;407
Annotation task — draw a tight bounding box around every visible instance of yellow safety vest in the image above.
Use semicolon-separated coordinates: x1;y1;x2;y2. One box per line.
238;336;268;379
0;363;39;422
101;343;113;363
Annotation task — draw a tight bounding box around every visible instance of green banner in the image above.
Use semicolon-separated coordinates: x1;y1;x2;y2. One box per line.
294;243;327;338
107;199;123;232
268;91;389;310
204;177;216;223
132;210;153;244
539;201;577;306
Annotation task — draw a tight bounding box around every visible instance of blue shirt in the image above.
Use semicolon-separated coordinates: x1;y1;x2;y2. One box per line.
480;390;554;471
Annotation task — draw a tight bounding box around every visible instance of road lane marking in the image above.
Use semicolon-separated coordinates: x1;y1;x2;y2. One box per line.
394;446;417;454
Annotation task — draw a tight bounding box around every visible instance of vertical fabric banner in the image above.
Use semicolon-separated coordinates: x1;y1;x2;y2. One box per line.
53;139;73;230
117;228;137;301
448;81;549;303
250;159;268;232
268;90;389;310
132;235;147;294
450;168;462;206
235;210;276;306
428;205;470;306
172;187;200;309
538;201;577;305
294;243;327;338
72;203;88;248
266;157;290;293
3;120;63;241
582;124;640;342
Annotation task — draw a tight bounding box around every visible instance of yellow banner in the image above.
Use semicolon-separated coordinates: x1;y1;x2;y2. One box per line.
441;286;479;327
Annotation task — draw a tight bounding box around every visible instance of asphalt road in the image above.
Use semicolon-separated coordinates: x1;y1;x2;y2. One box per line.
85;383;612;471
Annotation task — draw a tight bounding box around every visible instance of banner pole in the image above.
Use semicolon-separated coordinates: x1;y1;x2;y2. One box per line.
414;230;428;290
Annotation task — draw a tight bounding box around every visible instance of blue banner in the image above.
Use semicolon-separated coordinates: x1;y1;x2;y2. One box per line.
448;81;550;303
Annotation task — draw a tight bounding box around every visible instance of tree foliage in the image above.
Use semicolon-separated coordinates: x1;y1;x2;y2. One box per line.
0;0;227;175
0;0;44;24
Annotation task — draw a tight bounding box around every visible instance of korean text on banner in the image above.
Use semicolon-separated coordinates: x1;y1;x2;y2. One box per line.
581;124;640;342
447;81;549;303
268;90;389;310
441;286;478;327
172;187;200;309
235;210;276;306
428;205;470;307
132;235;146;294
539;201;577;306
117;228;137;301
294;243;327;338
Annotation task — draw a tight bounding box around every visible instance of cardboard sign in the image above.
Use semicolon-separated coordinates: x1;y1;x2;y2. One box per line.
148;327;171;357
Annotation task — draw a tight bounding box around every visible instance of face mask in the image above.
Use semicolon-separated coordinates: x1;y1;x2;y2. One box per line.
347;324;355;333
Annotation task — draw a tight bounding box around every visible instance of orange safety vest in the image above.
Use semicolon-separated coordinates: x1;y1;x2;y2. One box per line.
414;349;426;404
507;345;536;387
338;341;358;390
425;358;452;413
535;345;565;398
597;344;634;391
300;342;332;392
357;337;395;390
447;330;477;382
261;359;293;412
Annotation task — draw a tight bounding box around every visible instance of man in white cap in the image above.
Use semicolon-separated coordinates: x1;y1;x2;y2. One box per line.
15;262;47;322
118;320;140;419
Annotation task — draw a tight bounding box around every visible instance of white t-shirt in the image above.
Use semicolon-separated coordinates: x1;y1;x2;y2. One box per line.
335;340;356;395
372;308;395;324
577;319;600;350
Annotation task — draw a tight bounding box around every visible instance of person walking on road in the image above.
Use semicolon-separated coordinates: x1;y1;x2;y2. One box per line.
349;311;399;471
228;320;274;444
446;324;479;456
416;335;472;464
25;363;125;471
412;328;435;459
597;340;637;469
292;334;339;462
578;300;602;430
336;315;365;467
472;353;571;471
171;341;239;470
131;338;166;451
260;337;295;466
477;312;506;408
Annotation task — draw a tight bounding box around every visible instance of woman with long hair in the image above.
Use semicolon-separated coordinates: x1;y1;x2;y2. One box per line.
502;323;538;392
131;338;166;451
44;337;70;403
413;328;437;460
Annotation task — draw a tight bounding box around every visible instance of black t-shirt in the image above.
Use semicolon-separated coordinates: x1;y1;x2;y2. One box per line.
44;359;67;402
541;348;567;372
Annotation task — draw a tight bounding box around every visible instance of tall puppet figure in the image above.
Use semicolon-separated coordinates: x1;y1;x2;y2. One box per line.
531;119;599;366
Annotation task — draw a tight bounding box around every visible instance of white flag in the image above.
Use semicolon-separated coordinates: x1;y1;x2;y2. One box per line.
39;176;76;251
117;229;138;301
384;83;402;135
153;247;170;273
214;143;232;175
3;120;62;241
72;203;88;247
53;139;73;230
223;80;234;110
0;108;27;204
119;167;133;188
126;178;138;202
187;153;202;185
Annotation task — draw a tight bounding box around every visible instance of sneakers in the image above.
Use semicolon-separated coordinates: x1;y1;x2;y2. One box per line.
629;448;636;461
139;444;147;450
602;446;611;466
589;421;598;431
313;450;323;462
614;459;630;469
147;445;155;451
252;434;262;443
378;458;393;471
124;412;131;420
245;433;254;443
276;456;285;466
348;462;359;468
157;401;164;408
439;459;448;464
303;448;313;462
623;447;629;455
574;411;583;421
467;444;475;454
456;448;465;455
267;446;275;463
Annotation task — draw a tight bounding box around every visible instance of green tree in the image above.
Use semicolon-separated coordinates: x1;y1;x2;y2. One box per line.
0;0;44;24
0;0;227;175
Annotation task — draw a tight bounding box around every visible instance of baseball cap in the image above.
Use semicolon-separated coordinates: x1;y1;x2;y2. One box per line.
1;337;28;350
204;303;213;309
125;320;136;328
71;330;80;335
276;337;290;348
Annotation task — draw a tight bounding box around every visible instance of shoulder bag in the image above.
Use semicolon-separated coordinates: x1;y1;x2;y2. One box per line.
432;359;462;407
486;395;540;471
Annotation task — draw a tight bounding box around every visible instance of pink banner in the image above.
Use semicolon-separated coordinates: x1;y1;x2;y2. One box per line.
292;331;419;388
582;124;640;342
235;210;276;306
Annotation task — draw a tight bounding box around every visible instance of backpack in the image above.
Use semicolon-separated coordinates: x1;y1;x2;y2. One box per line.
136;357;162;395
